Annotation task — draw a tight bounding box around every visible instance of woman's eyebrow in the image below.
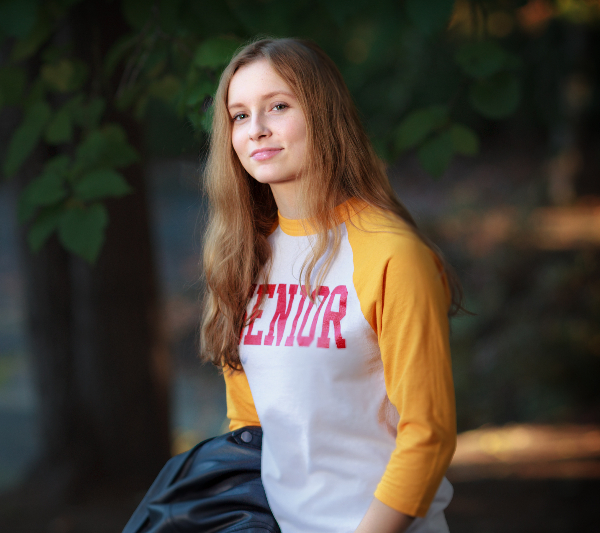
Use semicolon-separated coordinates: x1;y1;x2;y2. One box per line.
228;90;296;110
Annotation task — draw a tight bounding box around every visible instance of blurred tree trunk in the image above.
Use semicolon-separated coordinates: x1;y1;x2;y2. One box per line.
13;0;171;505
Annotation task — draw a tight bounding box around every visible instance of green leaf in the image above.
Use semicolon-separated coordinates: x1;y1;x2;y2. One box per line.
45;154;71;175
18;155;70;222
0;0;39;38
74;124;139;173
58;203;109;263
0;66;27;106
74;169;132;201
104;34;136;77
158;0;182;33
417;130;454;178
469;72;520;119
122;0;153;29
41;59;88;93
395;105;448;152
4;100;52;177
134;93;150;120
148;75;181;102
41;59;74;92
405;0;455;36
449;123;479;155
98;125;139;167
28;205;63;252
69;95;106;130
371;137;391;163
84;98;106;129
23;77;46;109
18;170;67;222
185;78;214;107
454;41;509;79
45;105;73;144
11;15;53;62
187;111;203;133
200;110;213;133
194;37;240;69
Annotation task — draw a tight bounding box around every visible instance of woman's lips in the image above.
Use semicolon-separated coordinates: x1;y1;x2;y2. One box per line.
251;148;282;161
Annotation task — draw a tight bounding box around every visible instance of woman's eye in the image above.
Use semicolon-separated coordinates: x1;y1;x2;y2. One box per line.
273;104;287;111
233;113;248;121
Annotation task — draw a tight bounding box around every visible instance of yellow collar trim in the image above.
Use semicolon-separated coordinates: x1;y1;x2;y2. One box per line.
277;198;367;237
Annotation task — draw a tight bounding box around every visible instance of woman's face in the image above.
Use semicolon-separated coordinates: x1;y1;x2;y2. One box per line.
228;59;307;190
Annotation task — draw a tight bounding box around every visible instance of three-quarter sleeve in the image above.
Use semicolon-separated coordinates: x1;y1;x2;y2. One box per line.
347;213;457;517
223;366;261;431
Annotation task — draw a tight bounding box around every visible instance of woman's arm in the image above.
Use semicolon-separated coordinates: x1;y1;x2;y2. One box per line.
355;498;414;533
347;213;457;517
223;366;261;430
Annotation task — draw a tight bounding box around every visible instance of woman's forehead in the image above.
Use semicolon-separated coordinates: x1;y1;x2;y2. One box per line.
227;60;296;107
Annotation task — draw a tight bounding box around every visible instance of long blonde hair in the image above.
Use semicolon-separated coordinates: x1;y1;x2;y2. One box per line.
201;38;464;369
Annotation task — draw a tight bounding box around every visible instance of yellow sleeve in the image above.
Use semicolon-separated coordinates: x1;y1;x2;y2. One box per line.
347;209;457;518
223;367;261;431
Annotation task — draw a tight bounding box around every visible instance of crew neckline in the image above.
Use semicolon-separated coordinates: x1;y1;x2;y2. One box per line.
277;198;367;237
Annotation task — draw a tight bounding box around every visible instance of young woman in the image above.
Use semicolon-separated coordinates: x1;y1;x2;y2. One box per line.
201;38;462;533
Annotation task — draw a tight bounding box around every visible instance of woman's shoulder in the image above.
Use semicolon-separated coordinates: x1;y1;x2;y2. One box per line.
345;201;423;250
345;201;450;305
345;200;444;276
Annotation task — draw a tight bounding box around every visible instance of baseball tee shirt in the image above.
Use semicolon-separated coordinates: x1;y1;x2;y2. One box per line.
224;199;456;533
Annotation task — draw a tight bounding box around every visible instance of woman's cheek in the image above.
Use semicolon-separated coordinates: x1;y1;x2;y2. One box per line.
231;131;247;167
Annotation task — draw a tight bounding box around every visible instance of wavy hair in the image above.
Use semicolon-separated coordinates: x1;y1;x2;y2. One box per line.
201;38;464;369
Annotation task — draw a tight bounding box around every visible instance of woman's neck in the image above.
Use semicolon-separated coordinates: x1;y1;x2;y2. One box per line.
270;180;301;219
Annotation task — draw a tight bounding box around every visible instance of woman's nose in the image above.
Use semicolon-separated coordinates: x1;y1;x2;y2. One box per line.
248;114;270;141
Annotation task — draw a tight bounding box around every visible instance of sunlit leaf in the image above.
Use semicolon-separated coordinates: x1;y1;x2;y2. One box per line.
194;37;240;69
455;41;510;79
41;59;74;92
74;169;133;201
148;75;181;102
28;205;64;252
417;130;454;178
0;0;38;38
41;59;88;93
395;105;448;152
469;72;520;119
405;0;455;35
450;123;479;155
4;100;52;177
58;203;109;263
45;105;73;144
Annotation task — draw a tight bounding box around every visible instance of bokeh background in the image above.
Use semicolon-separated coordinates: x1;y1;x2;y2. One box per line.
1;0;600;531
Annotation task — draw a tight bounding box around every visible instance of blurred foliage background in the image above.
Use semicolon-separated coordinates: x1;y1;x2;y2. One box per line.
1;0;600;531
